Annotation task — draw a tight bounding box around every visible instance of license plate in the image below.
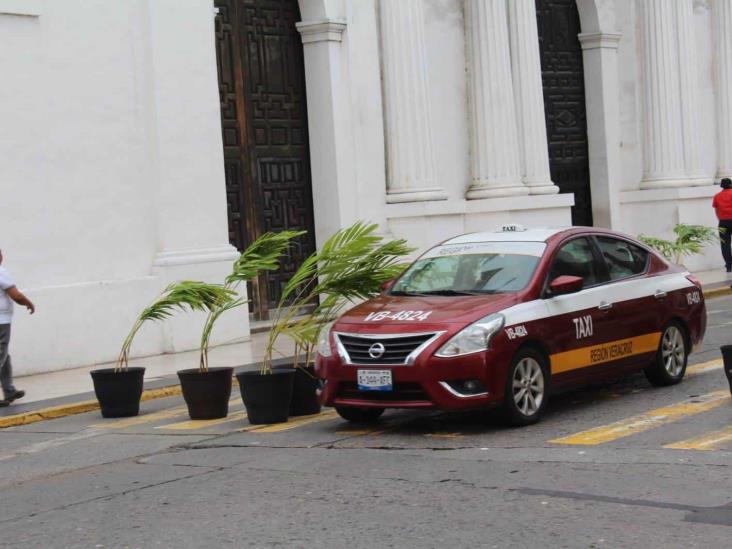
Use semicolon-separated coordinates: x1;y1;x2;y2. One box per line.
357;369;393;392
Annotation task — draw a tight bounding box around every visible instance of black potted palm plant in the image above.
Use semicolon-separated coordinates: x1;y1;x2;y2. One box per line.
179;230;303;420
238;221;413;423
91;281;235;418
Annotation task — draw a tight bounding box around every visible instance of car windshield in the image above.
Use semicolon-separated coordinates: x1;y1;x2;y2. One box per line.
390;241;546;296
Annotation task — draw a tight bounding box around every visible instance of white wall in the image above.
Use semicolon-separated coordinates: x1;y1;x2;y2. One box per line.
613;0;721;269
0;0;246;375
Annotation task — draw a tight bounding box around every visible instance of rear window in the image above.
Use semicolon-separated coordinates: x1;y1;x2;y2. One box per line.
391;241;546;296
596;236;649;280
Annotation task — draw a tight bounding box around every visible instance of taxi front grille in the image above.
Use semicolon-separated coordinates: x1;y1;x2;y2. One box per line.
338;382;429;402
335;333;437;365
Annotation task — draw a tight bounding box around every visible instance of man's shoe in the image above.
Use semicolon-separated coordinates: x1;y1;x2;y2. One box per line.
0;400;8;407
4;390;25;403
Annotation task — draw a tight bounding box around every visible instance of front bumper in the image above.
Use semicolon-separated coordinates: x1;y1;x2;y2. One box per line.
316;331;512;411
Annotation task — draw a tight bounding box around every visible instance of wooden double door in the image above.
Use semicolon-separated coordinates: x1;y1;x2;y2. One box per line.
537;0;593;226
214;0;316;319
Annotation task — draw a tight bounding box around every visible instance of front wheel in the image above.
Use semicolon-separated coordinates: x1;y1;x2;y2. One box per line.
502;348;549;426
335;406;384;423
644;322;688;387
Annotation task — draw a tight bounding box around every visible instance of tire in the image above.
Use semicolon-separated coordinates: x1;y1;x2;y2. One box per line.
502;348;549;426
644;322;688;387
335;406;385;423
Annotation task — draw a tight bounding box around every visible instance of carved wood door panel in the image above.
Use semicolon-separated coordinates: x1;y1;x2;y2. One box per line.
214;0;316;318
536;0;593;226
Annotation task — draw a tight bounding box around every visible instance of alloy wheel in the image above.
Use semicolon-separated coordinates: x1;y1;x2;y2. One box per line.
512;357;545;416
661;326;686;378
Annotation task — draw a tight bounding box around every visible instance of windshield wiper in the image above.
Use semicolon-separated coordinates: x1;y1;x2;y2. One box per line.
416;289;485;296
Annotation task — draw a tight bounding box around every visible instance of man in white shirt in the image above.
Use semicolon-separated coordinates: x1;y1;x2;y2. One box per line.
0;248;35;406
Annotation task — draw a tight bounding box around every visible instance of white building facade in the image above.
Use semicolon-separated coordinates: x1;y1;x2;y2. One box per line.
0;0;728;374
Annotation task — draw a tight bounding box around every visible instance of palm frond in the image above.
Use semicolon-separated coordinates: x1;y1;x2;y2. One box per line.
117;281;237;372
226;230;305;286
262;221;415;373
640;224;719;264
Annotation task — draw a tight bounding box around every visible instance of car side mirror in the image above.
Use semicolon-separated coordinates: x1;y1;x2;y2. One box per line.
548;275;583;296
381;279;396;292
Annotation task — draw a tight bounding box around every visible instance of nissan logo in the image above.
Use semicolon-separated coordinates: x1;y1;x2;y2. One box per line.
368;342;386;359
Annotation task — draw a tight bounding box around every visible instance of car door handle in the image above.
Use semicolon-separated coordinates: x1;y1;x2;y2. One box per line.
598;301;613;311
654;290;668;299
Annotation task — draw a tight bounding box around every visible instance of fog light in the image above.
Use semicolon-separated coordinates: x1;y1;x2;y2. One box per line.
445;379;487;396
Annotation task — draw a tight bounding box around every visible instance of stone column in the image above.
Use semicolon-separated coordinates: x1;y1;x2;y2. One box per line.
507;0;558;195
713;0;732;180
380;0;447;203
464;0;527;199
639;0;703;189
296;19;358;245
578;32;623;229
676;0;711;185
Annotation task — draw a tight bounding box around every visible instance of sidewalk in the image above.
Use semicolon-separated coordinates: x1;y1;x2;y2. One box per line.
2;270;730;425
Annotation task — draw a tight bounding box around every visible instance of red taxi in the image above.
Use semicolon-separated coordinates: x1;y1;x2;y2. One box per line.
315;226;707;425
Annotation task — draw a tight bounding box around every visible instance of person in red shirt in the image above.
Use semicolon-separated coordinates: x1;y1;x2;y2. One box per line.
713;178;732;272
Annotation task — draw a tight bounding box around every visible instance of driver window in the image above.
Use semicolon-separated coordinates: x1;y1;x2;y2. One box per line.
549;238;601;288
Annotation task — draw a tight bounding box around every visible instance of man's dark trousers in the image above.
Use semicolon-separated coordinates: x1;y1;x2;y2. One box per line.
0;324;17;396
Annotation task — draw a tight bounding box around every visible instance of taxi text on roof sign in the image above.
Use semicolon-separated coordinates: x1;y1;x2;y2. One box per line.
499;223;526;232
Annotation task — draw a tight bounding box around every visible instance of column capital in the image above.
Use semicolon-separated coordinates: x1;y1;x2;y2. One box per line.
578;32;622;51
296;19;346;44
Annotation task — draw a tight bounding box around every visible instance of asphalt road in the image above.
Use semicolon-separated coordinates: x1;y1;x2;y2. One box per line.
1;295;732;548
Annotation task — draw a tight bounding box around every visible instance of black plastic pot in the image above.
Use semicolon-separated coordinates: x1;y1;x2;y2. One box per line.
177;367;233;420
237;369;295;425
90;367;145;418
721;345;732;395
280;365;321;416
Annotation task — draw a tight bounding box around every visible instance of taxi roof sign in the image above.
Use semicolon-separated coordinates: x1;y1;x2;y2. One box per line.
498;223;526;233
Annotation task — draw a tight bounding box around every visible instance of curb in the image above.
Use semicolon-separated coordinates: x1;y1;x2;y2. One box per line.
0;385;183;429
703;286;731;299
0;359;291;429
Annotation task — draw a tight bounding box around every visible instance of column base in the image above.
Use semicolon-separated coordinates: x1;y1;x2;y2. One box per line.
386;187;448;204
640;177;705;190
526;182;560;195
686;177;714;186
716;172;732;182
466;185;529;200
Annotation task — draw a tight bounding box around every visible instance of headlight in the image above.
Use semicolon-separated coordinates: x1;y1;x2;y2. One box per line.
435;313;505;357
316;321;335;358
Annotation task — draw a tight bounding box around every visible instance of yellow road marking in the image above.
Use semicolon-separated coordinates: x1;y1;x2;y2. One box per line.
158;409;248;430
664;425;732;451
550;333;661;374
549;390;730;445
686;359;723;377
0;385;184;429
239;410;339;433
91;405;189;429
335;427;387;436
425;432;463;439
155;397;247;431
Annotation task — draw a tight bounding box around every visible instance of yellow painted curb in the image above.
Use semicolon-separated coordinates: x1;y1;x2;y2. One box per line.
704;286;731;299
0;384;183;429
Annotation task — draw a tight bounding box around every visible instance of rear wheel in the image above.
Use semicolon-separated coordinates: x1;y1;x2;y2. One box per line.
502;348;549;426
335;406;384;423
644;322;688;386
